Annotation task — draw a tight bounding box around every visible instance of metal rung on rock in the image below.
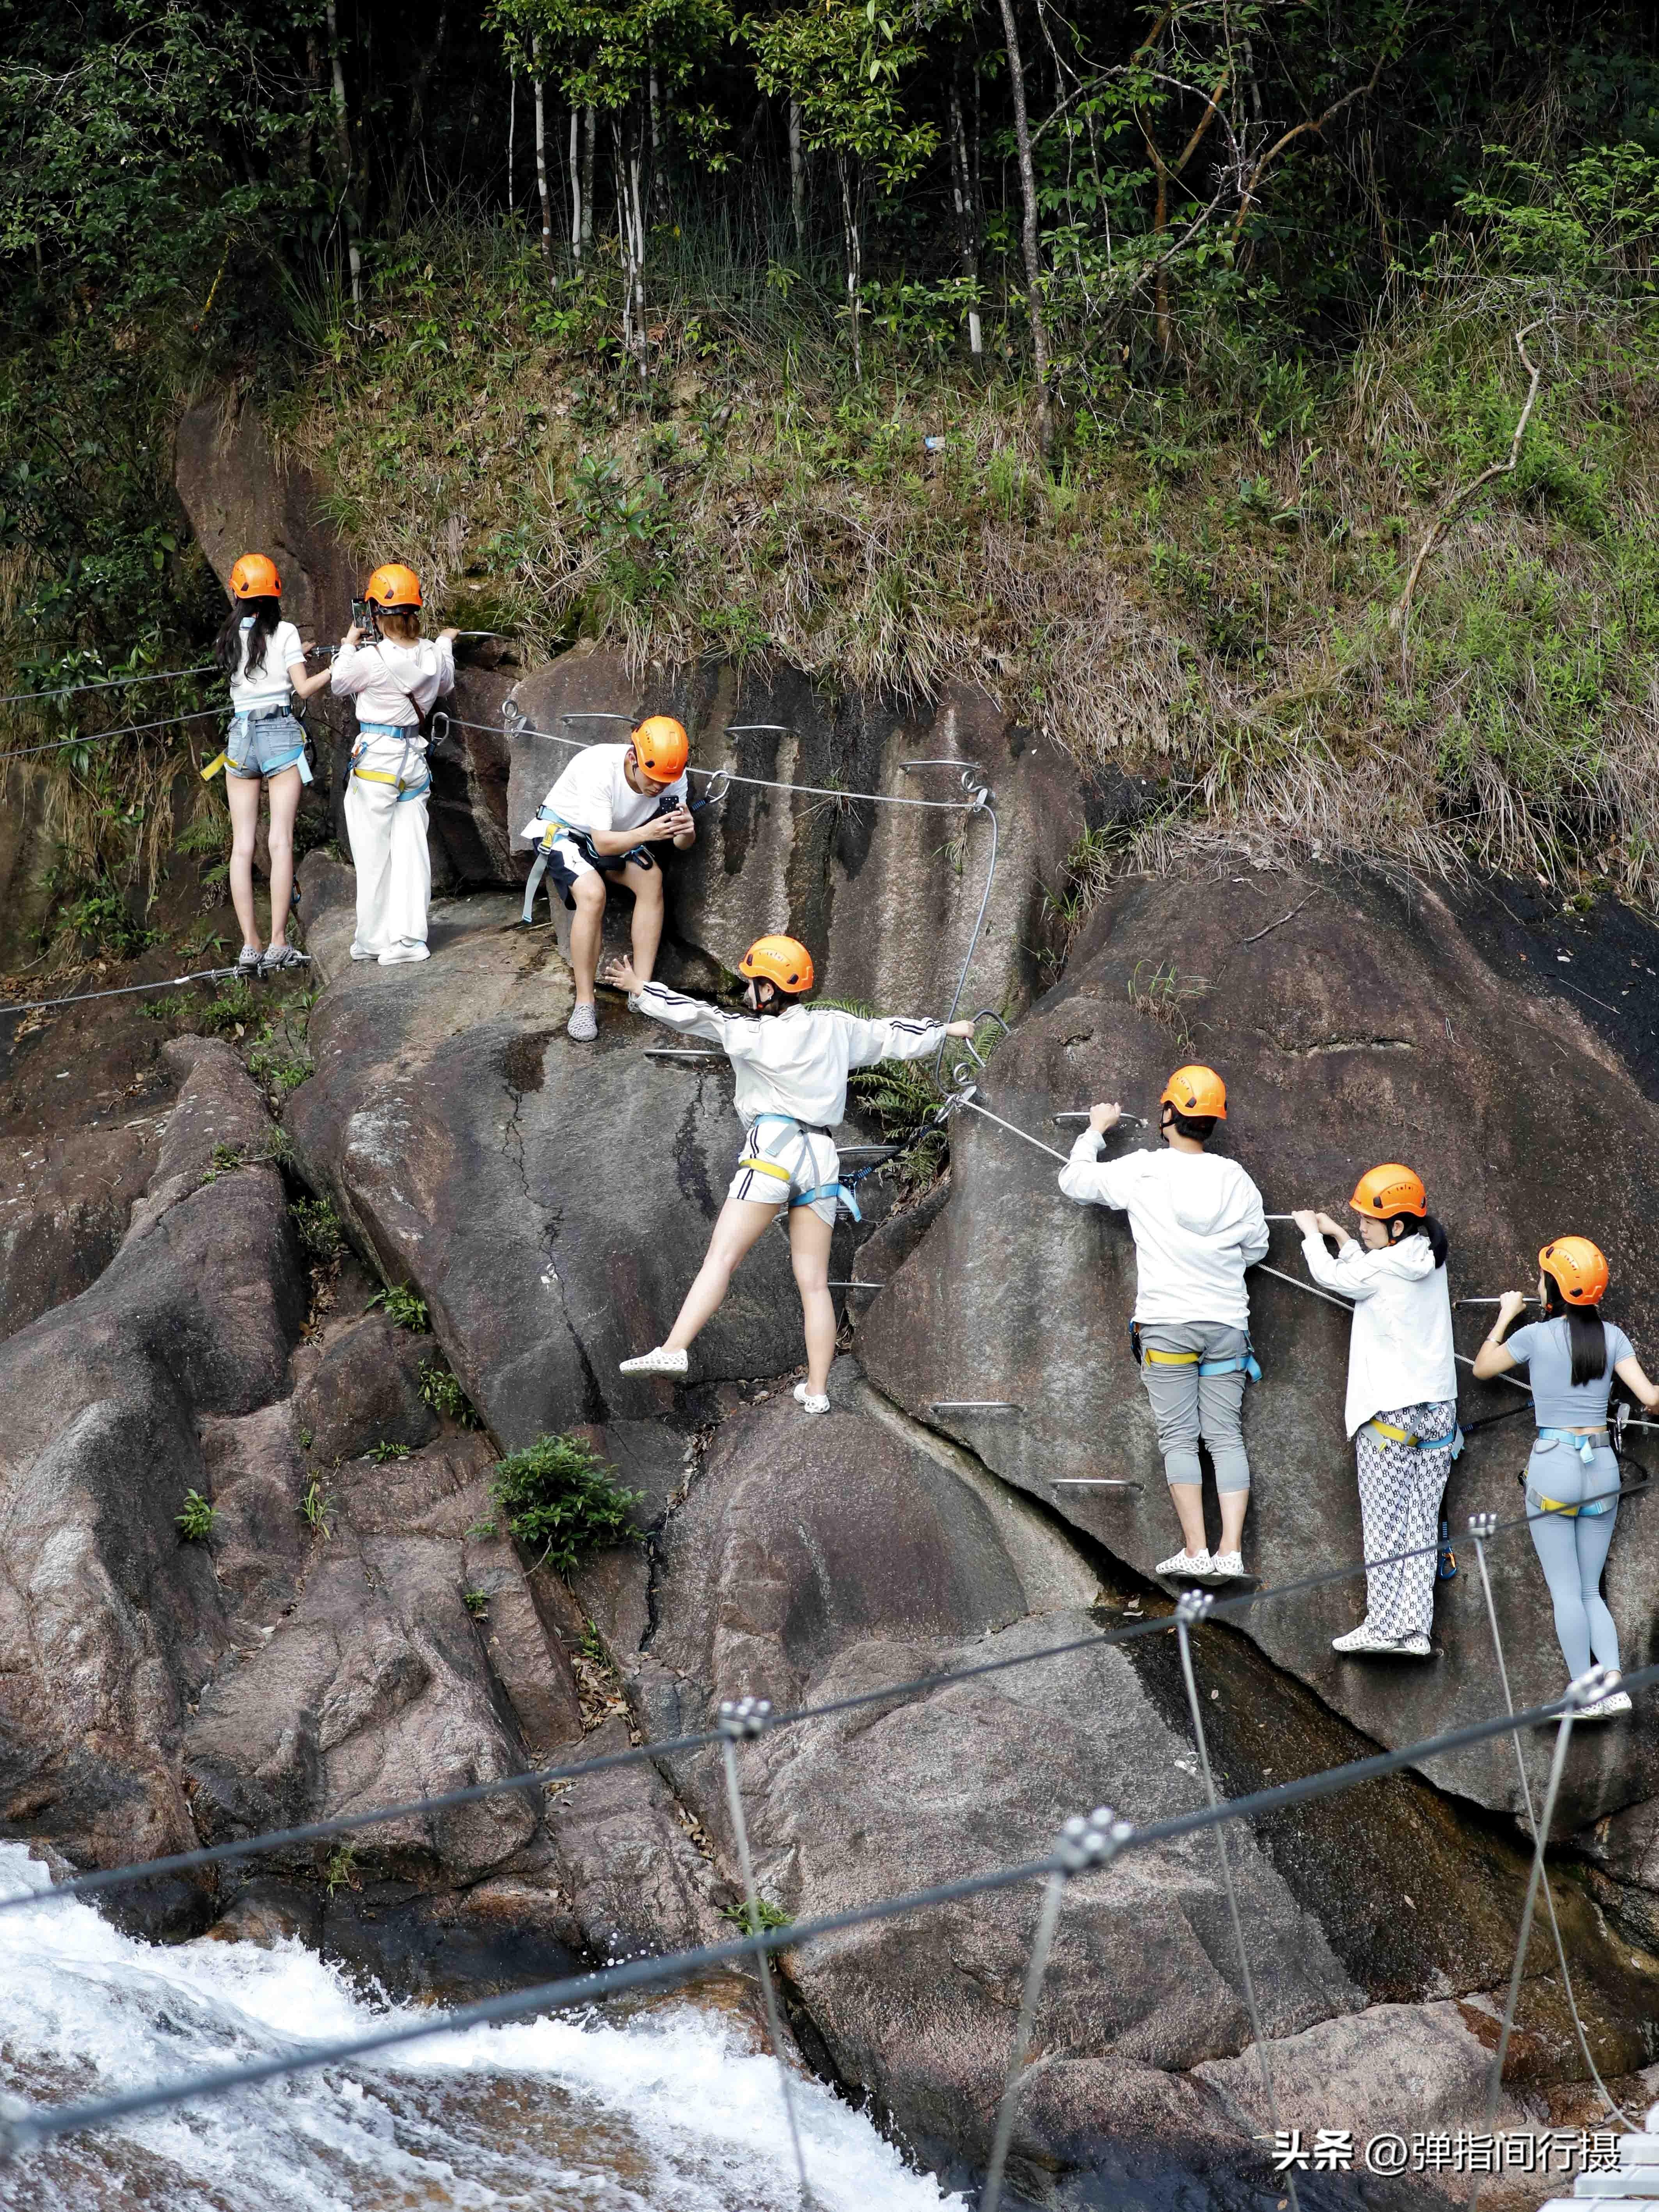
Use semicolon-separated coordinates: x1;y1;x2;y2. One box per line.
931;1400;1021;1412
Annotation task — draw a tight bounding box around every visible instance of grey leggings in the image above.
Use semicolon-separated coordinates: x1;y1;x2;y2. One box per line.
1526;1439;1620;1679
1138;1321;1251;1493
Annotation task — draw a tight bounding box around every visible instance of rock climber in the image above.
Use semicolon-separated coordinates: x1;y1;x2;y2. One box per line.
1291;1167;1457;1659
1059;1065;1268;1582
330;564;458;966
208;553;333;977
1472;1237;1659;1720
519;716;695;1042
611;935;975;1412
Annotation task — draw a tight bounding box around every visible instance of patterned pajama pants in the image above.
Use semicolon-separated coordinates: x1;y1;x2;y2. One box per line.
1354;1400;1456;1640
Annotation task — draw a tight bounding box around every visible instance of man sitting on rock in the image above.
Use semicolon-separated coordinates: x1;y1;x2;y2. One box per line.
1059;1064;1268;1582
519;715;695;1042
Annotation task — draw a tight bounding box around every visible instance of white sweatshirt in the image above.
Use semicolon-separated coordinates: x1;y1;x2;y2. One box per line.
1059;1133;1269;1328
631;983;945;1129
1299;1232;1458;1436
330;636;455;729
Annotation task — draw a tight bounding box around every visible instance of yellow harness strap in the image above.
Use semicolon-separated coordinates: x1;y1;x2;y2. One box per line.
1368;1418;1415;1445
201;752;228;781
738;1155;792;1182
353;766;405;788
1143;1347;1201;1367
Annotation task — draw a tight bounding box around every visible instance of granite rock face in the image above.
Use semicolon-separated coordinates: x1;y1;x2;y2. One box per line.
856;863;1659;1824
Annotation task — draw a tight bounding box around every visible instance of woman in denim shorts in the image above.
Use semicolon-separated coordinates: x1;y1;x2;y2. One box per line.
211;553;332;976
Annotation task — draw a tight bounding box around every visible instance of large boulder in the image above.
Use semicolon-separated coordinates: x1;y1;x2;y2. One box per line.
856;863;1659;1824
0;1110;167;1339
636;1367;1635;2194
286;857;885;1453
502;645;1087;1022
0;1039;305;1907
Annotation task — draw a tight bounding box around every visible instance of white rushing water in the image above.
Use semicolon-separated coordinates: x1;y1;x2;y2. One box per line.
0;1844;966;2211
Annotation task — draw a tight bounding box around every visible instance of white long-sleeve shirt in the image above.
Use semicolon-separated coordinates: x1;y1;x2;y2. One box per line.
1058;1133;1269;1328
330;636;455;728
1299;1232;1457;1436
630;982;945;1129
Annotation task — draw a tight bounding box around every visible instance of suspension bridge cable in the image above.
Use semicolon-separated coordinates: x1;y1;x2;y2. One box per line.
0;664;217;709
4;1664;1651;2163
5;1469;1649;1926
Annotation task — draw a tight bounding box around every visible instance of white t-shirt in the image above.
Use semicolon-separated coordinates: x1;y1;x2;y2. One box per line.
631;984;944;1128
230;618;305;713
1059;1135;1269;1328
1299;1232;1458;1436
521;743;689;843
330;636;455;729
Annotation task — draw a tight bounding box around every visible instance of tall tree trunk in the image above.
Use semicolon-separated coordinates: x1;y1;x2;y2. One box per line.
837;156;863;381
533;63;553;276
323;0;362;308
947;72;983;357
648;66;671;221
789;99;805;246
581;108;596;261
993;0;1050;450
575;112;588;270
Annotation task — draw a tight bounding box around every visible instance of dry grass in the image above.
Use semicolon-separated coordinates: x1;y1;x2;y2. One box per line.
274;232;1659;908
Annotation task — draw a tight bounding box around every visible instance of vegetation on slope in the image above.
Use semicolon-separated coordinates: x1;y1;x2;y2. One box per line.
2;0;1658;961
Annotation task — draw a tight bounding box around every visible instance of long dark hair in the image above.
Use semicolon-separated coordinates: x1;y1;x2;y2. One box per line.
1541;1269;1608;1386
1382;1211;1449;1268
216;597;281;681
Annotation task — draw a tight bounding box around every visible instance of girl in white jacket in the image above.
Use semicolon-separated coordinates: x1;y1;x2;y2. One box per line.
1293;1164;1458;1658
330;563;457;966
613;933;972;1412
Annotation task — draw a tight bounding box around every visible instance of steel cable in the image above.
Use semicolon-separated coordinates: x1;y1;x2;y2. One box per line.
4;1469;1649;1927
0;965;245;1025
0;664;217;708
0;705;225;764
4;1665;1654;2164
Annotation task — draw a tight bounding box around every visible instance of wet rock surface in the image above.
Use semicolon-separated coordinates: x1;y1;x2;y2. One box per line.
857;862;1659;1823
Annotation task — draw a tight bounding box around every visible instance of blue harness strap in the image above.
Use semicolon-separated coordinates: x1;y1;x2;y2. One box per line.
1538;1424;1608;1466
747;1111;862;1222
1198;1350;1264;1383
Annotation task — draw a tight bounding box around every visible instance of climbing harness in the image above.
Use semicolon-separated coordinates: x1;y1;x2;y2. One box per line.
739;1109;862;1221
350;722;428;802
1364;1412;1462;1455
200;704;313;786
1536;1423;1609;1467
1130;1319;1263;1383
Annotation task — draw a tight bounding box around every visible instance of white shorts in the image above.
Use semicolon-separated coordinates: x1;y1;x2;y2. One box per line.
727;1116;841;1225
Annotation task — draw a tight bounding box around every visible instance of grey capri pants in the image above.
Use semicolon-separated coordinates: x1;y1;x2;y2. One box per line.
1138;1321;1252;1493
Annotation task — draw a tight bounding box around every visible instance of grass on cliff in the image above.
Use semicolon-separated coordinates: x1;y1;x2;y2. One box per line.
264;183;1659;911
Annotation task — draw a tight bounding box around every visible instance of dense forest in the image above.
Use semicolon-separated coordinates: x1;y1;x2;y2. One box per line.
2;0;1658;957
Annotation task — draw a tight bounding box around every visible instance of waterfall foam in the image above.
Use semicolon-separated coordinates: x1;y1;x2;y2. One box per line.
0;1844;964;2210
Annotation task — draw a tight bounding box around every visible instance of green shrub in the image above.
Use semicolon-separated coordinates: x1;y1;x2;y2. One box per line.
463;1588;490;1617
485;1433;643;1576
369;1283;429;1333
299;1478;334;1537
290;1196;345;1265
722;1897;793;1935
368;1439;411;1464
176;1489;217;1541
419;1358;479;1425
197;982;259;1036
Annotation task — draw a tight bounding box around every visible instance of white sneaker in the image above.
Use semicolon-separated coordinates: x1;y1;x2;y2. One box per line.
1156;1548;1212;1578
378;942;429;965
1333;1621;1430;1656
1208;1550;1248;1580
619;1345;688;1377
793;1381;830;1414
349;941;378;961
567;1002;598;1042
1579;1690;1632;1719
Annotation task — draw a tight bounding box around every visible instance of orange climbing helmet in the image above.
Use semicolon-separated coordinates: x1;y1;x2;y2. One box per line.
1351;1164;1428;1219
632;714;689;782
739;934;814;995
1539;1236;1609;1308
1160;1064;1227;1121
365;562;422;609
229;553;281;600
